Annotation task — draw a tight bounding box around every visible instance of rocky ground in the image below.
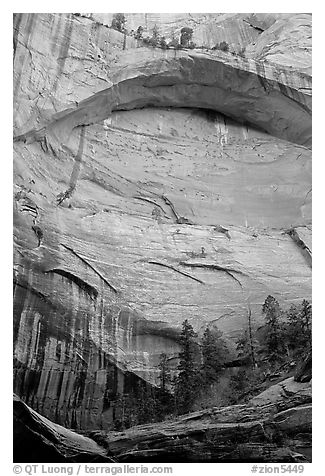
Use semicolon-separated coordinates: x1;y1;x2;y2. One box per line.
14;375;312;462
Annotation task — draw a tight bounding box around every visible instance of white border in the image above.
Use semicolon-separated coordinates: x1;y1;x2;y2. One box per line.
5;3;320;475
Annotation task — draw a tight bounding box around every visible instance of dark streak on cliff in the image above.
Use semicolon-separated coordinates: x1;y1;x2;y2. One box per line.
179;261;244;287
148;260;205;284
45;269;99;300
60;243;119;293
285;228;312;268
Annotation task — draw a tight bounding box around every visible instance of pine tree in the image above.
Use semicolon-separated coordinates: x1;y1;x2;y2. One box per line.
158;353;171;391
262;295;285;365
134;382;157;424
180;27;193;47
152;24;159;40
113;393;138;429
146;24;160;47
236;308;259;368
236;329;259;366
201;327;228;385
156;353;174;420
111;13;126;33
247;306;258;368
174;319;199;414
285;299;312;356
135;25;144;40
300;299;312;346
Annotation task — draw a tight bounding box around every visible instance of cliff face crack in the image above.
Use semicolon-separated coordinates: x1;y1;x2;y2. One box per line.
56;186;74;206
56;125;86;206
243;18;265;33
161;195;180;222
44;268;98;300
31;225;43;247
161;195;193;224
285;228;312;268
148;261;205;284
213;225;231;240
179;261;244;288
133;195;170;219
60;243;118;293
302;188;312;206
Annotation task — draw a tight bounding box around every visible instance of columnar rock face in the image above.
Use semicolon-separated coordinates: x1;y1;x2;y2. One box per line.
13;13;312;431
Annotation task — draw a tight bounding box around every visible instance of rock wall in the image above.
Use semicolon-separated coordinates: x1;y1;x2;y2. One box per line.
13;13;312;430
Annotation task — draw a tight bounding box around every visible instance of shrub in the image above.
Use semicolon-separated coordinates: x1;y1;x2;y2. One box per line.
238;46;246;57
148;36;159;47
135;25;144;39
168;38;181;49
142;25;161;48
180;27;193;47
159;36;169;49
111;13;126;33
152;24;159;40
228;367;265;404
143;36;158;47
212;41;230;52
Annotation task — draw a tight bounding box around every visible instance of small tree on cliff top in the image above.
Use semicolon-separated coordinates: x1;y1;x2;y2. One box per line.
180;27;193;47
111;13;126;32
135;25;144;39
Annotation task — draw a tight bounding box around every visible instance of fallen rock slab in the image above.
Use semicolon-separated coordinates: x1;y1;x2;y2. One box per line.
13;394;112;463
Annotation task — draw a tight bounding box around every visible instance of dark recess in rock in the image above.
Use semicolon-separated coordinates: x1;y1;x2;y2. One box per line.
294;353;312;383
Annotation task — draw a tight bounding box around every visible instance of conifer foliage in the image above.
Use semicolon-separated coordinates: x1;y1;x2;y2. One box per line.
180;27;193;47
262;295;286;364
113;296;312;427
285;299;312;356
111;13;126;32
158;353;171;391
200;327;228;385
174;319;200;414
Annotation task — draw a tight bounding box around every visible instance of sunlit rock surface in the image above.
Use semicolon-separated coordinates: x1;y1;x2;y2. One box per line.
13;13;312;430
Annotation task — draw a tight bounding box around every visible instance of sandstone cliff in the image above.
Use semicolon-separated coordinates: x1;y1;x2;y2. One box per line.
13;13;311;431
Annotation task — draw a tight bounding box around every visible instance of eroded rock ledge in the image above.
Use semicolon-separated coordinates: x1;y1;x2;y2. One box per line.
15;47;311;149
14;377;311;463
